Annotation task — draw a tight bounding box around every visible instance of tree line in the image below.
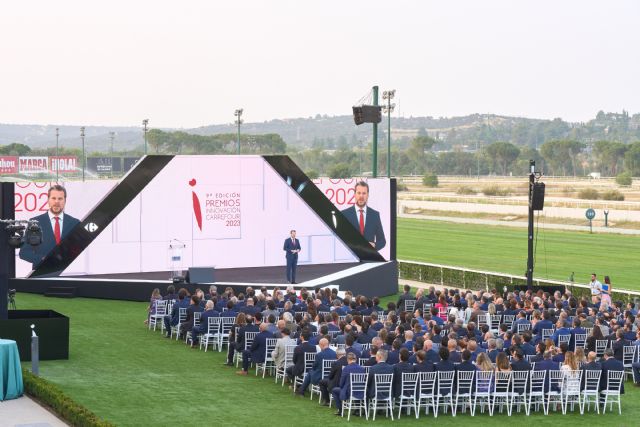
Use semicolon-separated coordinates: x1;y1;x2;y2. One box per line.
3;131;640;179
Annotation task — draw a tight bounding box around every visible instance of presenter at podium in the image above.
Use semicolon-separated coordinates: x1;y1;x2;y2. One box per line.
19;184;80;269
341;180;386;250
283;230;301;284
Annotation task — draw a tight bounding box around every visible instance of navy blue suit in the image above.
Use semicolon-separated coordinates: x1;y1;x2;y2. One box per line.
19;212;80;269
283;237;301;283
242;330;274;371
600;358;625;394
341;205;386;250
332;363;366;410
368;362;394;398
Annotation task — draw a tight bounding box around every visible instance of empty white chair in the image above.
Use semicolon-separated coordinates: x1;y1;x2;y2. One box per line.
396;372;418;419
235;331;257;367
453;370;475;416
573;333;587;351
491;371;512;416
557;334;571;348
545;371;564;415
404;299;416;313
170;308;187;340
527;370;546;415
542;328;555;341
510;370;529;415
434;371;455;417
215;317;235;351
415;371;437;418
581;369;601;414
561;370;582;414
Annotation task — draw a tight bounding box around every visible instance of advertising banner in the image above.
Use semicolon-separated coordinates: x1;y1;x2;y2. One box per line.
0;156;18;174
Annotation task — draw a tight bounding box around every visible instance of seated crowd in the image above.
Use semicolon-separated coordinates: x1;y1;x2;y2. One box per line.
150;283;639;418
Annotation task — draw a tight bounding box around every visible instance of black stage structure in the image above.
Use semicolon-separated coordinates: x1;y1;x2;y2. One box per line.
8;155;399;305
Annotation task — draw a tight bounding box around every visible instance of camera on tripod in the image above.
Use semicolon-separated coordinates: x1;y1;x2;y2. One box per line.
8;288;16;310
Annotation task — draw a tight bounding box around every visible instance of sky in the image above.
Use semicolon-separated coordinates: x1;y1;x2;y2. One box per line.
1;0;639;128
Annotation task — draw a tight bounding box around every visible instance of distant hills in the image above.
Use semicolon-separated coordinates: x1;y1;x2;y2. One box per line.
1;110;639;153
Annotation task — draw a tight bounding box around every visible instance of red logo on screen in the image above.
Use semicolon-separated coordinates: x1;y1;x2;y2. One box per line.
189;178;203;230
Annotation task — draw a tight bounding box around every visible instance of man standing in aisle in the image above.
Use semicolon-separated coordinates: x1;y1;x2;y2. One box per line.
341;181;386;251
589;273;603;304
19;184;80;270
283;229;301;284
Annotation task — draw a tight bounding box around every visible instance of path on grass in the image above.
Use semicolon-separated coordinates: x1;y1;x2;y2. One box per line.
399;212;640;235
0;395;69;426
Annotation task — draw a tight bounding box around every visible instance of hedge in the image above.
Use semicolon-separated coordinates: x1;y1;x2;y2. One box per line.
22;369;115;427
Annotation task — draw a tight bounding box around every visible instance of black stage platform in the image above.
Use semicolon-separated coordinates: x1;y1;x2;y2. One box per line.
75;263;359;284
11;261;398;302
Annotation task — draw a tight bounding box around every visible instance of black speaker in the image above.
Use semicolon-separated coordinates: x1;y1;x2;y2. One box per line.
352;105;382;125
532;182;545;211
187;267;216;284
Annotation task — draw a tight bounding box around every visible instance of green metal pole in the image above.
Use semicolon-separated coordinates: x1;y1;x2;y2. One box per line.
387;97;391;178
372;85;378;178
237;121;240;155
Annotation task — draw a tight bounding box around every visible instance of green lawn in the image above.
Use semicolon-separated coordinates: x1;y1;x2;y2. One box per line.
398;217;640;292
18;293;639;427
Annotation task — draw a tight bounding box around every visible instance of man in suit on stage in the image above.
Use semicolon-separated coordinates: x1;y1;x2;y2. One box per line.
283;230;301;284
340;181;386;251
19;184;80;269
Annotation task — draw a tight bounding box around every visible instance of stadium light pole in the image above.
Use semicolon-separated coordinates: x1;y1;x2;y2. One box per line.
372;86;379;177
382;90;395;178
80;127;86;182
109;131;115;156
55;127;60;182
234;109;243;155
142;119;149;155
526;160;536;289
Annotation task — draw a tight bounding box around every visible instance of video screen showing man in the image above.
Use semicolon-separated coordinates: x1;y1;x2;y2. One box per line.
340;181;386;250
19;184;80;269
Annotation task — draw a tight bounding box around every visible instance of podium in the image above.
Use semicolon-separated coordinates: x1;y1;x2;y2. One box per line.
168;240;186;281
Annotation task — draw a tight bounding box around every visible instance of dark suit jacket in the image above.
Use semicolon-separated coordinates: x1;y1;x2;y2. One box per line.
310;348;337;384
368;362;395;398
19;211;80;268
393;362;415;398
292;342;316;377
250;330;275;363
283;238;301;261
339;363;366;400
341;205;386;250
327;357;348;391
413;362;435;373
600;358;625;394
511;359;532;371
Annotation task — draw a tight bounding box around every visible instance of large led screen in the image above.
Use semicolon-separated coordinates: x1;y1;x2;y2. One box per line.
13;156;393;278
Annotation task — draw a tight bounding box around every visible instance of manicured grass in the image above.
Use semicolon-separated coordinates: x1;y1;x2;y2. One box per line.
398;218;640;291
18;293;639;426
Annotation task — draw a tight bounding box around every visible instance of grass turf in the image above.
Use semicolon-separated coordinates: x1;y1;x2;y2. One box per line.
17;293;639;426
398;217;640;292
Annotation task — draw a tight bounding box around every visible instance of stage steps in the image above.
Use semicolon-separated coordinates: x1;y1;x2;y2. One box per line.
44;286;78;298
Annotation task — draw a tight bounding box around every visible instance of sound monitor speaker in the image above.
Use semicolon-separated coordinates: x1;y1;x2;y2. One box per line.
187;267;216;284
352;106;364;125
532;182;545;211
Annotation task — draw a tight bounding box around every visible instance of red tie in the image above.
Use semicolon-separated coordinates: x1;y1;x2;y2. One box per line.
358;209;365;235
54;216;61;244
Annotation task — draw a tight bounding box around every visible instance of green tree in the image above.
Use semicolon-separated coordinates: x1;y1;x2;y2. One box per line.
0;142;32;156
540;140;585;176
624;142;640;176
328;162;351;178
593;140;628;176
485;142;520;175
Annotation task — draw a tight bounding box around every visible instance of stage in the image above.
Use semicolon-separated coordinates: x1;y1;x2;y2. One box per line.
11;261;398;302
